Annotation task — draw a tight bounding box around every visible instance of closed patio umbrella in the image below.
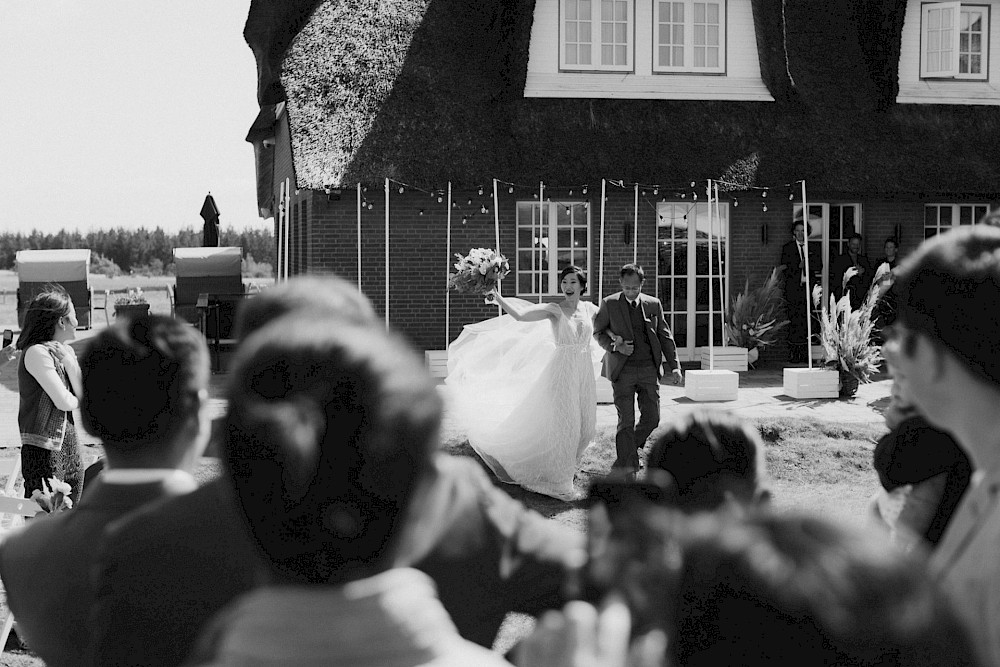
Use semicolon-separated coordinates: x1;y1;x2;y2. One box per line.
200;193;220;247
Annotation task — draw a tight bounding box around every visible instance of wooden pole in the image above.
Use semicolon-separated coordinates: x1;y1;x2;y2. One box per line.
714;182;727;346
384;178;390;328
493;179;501;316
802;180;813;369
446;181;451;349
356;183;363;291
284;178;290;281
707;180;715;370
538;181;545;301
632;183;639;266
599;179;606;301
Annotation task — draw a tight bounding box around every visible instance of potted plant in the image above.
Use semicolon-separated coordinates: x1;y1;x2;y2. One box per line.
724;267;790;367
813;275;883;398
114;288;150;319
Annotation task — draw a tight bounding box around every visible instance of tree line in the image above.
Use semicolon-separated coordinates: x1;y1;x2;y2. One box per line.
0;227;275;277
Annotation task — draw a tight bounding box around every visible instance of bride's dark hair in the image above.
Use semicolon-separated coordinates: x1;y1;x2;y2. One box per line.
559;265;587;293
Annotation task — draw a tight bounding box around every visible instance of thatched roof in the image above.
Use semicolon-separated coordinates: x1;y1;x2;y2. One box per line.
245;0;1000;197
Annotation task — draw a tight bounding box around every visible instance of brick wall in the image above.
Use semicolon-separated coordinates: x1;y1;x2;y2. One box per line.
276;182;995;356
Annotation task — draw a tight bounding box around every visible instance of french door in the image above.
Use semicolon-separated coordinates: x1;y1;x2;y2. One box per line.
793;202;863;308
655;202;729;361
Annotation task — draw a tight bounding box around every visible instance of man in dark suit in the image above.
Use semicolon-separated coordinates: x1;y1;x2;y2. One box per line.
0;315;211;667
833;233;873;310
88;276;583;667
779;220;823;363
594;264;682;475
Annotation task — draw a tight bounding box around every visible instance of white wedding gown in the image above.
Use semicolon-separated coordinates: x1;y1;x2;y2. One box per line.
445;299;602;500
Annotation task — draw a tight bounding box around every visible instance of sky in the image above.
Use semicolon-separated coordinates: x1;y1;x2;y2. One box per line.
0;0;268;235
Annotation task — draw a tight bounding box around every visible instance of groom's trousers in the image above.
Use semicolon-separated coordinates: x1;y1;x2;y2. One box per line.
612;363;660;471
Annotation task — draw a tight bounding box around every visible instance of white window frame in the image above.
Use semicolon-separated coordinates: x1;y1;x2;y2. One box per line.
560;0;635;72
920;2;990;80
653;0;726;74
924;203;991;237
515;201;592;297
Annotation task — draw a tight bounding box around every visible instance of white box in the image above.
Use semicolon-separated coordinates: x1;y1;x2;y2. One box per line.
684;370;740;401
596;375;615;404
782;368;839;399
425;350;449;378
700;347;749;372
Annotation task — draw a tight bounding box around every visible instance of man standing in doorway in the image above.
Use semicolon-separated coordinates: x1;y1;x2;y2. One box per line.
780;220;823;363
594;264;683;475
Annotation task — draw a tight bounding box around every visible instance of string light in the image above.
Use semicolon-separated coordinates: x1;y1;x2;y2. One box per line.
508;186;514;194
462;217;467;224
763;204;768;212
733;200;739;207
477;186;484;196
762;191;768;198
452;200;458;208
467;198;473;205
419;209;424;215
398;186;404;194
789;193;794;200
437;196;443;203
653;188;658;195
582;186;588;195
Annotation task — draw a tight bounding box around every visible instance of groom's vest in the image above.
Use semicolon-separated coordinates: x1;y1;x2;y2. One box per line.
624;300;655;368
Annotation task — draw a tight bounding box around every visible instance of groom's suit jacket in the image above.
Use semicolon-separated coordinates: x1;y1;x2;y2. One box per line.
594;291;680;382
0;478;187;667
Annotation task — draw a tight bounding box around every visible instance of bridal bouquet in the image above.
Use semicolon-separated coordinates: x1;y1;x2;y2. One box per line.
448;248;510;295
30;477;74;513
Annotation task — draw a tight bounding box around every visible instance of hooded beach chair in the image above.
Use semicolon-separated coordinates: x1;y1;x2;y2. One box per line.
15;249;93;329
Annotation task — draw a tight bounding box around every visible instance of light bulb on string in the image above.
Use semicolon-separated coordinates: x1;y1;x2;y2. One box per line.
641;190;646;197
398;186;404;194
690;181;696;187
582;186;588;195
762;190;767;198
462;217;468;225
481;205;489;214
680;193;686;199
419;209;424;216
467;198;472;205
452;200;458;208
533;193;538;199
763;204;768;212
367;203;374;210
789;193;794;200
693;193;698;200
508;186;514;194
437;196;443;203
569;189;573;195
733;200;739;207
653;187;659;195
477;186;484;196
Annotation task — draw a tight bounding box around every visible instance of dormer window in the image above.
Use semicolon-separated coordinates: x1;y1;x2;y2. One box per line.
560;0;635;72
921;2;990;79
653;1;726;73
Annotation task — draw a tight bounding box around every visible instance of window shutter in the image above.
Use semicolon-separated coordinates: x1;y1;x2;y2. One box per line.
921;1;960;77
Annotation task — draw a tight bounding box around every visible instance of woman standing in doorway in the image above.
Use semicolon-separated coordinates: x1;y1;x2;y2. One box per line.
16;288;84;505
446;266;600;501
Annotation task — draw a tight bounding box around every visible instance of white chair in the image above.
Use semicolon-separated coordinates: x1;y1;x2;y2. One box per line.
0;454;42;653
15;248;93;329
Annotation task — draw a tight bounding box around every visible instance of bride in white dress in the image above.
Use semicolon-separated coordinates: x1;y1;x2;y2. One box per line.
445;266;601;501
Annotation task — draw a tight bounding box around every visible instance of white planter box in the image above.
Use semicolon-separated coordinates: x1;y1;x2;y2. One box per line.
782;368;839;399
596;375;615;404
700;347;749;372
425;350;449;378
684;370;740;402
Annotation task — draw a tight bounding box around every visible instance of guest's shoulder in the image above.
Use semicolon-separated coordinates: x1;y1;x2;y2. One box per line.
0;512;69;570
105;479;233;543
601;292;622;304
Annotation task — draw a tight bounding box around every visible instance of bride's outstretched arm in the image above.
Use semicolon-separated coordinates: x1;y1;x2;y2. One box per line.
487;290;556;323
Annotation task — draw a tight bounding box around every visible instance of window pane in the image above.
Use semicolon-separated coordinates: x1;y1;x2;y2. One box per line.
925;206;937;227
566;0;577;20
658;279;672;305
960;206;972;225
970;54;981;73
675;278;688;310
567;23;578;41
615;23;626;42
707;2;719;23
601;0;611;20
673;314;687;346
695;279;709;309
941;207;952;226
706;47;718;67
602;44;612;63
602;23;612;42
694;48;705;68
674;46;684;64
694;24;705;45
694;3;705;22
581;22;591;42
615;45;626;63
674;2;683;22
674;241;688;274
615;1;626;21
925;228;938;239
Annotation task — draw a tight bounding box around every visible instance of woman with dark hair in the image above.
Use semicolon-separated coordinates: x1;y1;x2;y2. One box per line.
15;287;84;504
446;265;600;500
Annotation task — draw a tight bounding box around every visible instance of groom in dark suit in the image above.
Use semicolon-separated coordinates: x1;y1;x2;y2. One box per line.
594;264;682;474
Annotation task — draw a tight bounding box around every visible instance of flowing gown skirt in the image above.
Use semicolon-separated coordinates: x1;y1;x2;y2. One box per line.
445;302;600;500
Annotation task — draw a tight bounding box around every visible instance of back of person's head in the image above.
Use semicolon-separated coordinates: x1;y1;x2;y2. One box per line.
637;511;978;667
16;286;73;349
223;316;442;585
80;314;209;454
893;225;1000;390
233;274;377;338
978;208;1000;227
645;410;767;511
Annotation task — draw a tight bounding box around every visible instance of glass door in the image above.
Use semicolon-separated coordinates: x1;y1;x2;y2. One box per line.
656;202;729;361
